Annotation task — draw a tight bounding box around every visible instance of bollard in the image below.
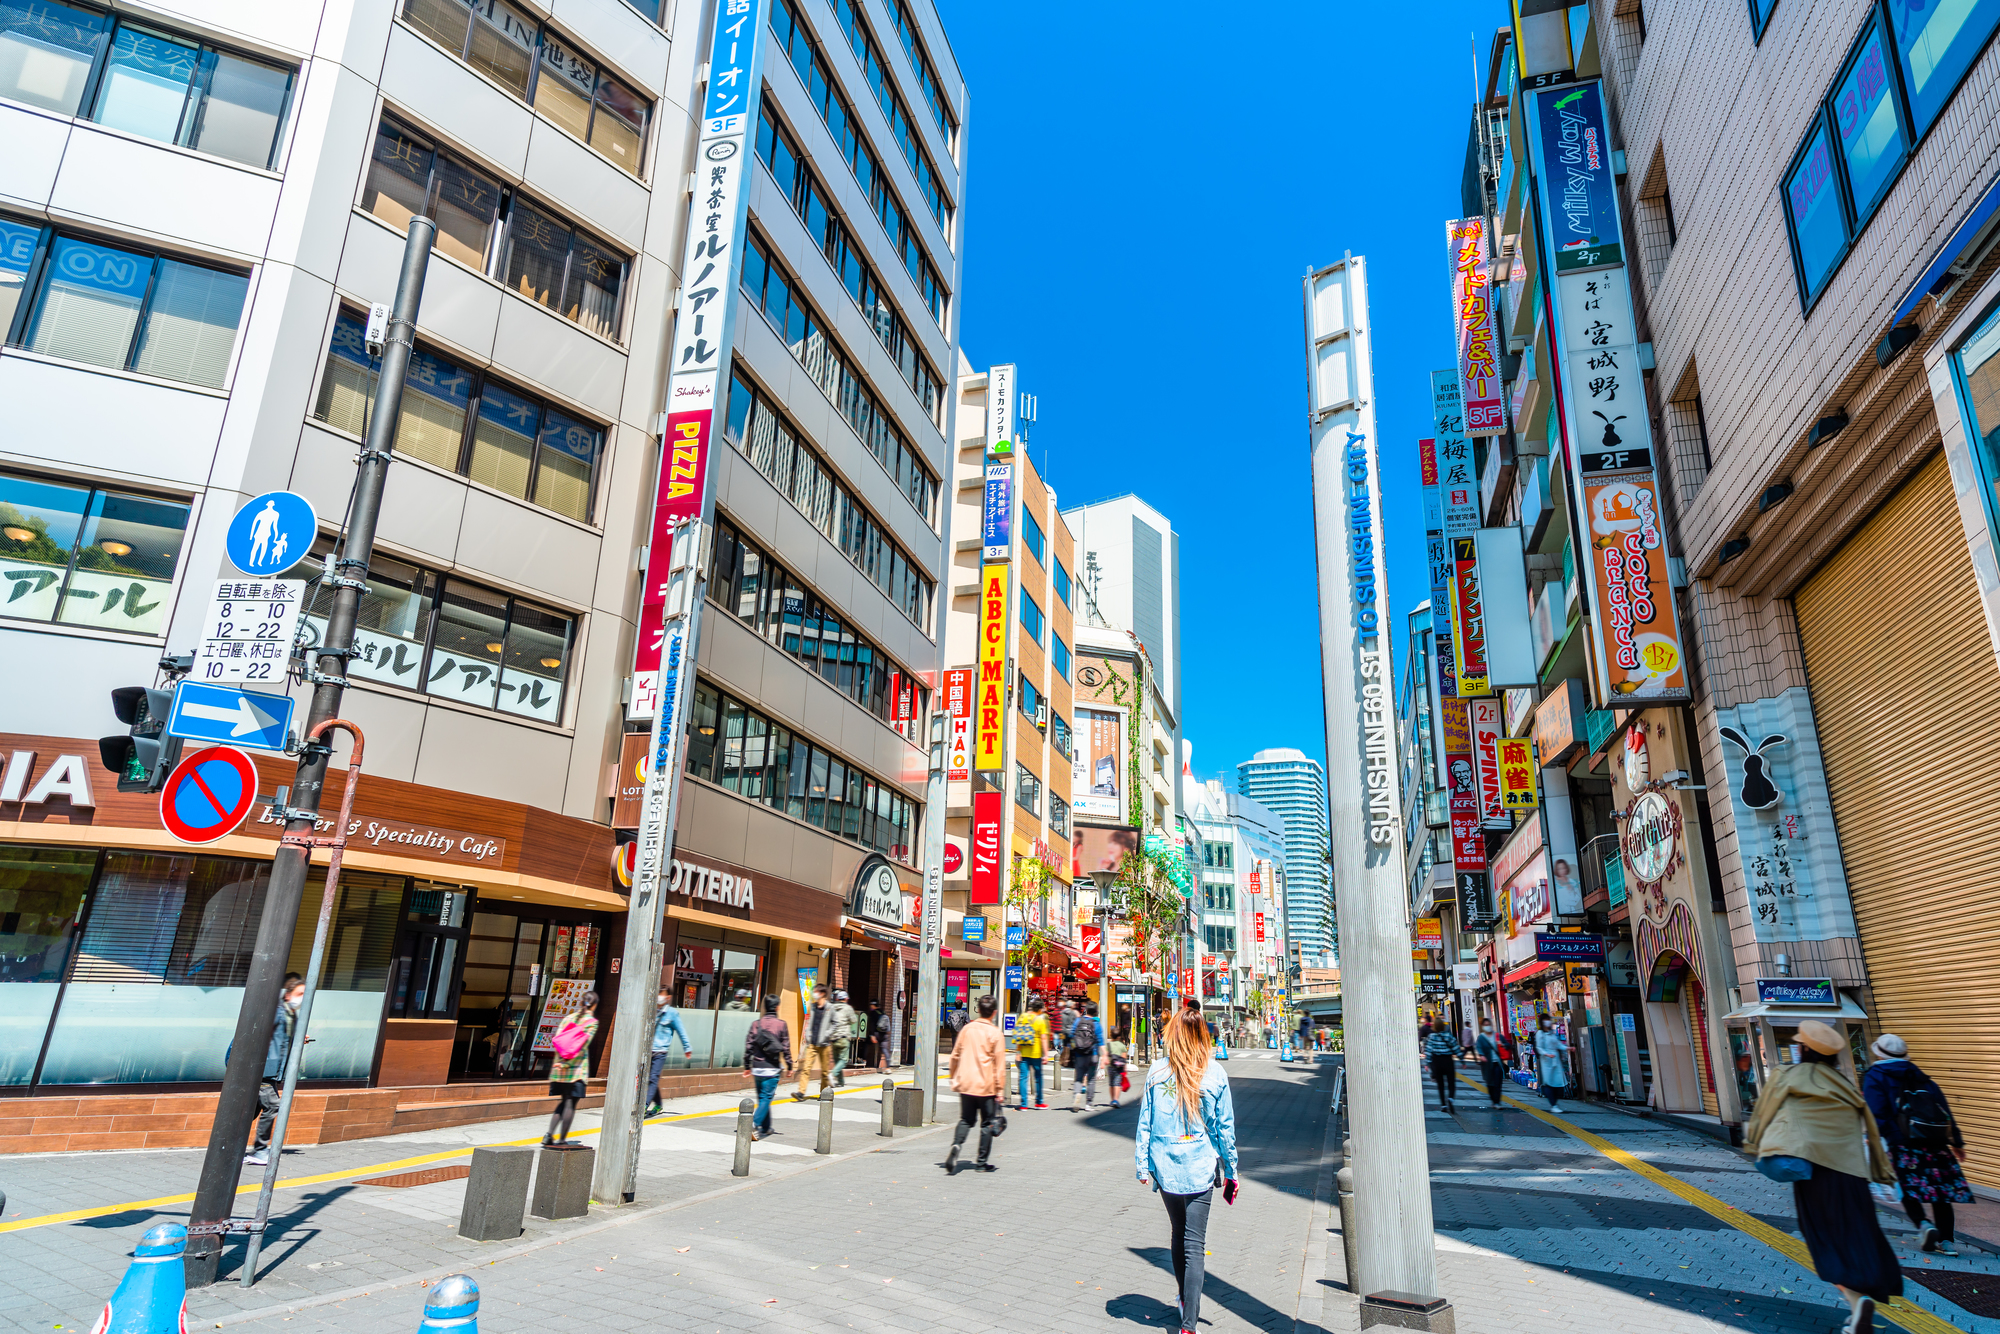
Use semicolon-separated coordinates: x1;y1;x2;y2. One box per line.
1336;1164;1360;1296
816;1085;835;1154
879;1078;895;1137
732;1096;754;1177
417;1273;479;1334
94;1222;188;1334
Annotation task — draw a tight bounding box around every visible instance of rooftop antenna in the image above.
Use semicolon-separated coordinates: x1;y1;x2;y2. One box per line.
1018;392;1040;475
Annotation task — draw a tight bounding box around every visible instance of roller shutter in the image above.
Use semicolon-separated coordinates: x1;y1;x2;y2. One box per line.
1795;451;2000;1188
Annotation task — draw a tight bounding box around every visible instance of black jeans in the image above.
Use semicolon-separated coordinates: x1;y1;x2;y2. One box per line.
1904;1194;1957;1241
1163;1187;1214;1328
252;1077;281;1150
1427;1054;1458;1107
953;1093;998;1163
1479;1060;1505;1105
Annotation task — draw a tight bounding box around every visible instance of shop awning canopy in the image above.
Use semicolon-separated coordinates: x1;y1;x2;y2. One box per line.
1723;996;1868;1023
842;917;917;949
1500;959;1556;987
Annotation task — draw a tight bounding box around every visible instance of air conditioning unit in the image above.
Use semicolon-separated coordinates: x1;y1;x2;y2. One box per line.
1034;701;1048;727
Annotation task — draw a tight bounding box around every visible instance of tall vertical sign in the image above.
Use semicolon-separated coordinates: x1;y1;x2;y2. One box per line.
1432;372;1489;699
1525;79;1690;706
1448;218;1505;437
603;0;768;1205
1469;697;1507;827
1304;256;1440;1303
970;788;1003;906
1419;438;1459;701
1451;536;1490;697
974;564;1009;770
944;666;972;780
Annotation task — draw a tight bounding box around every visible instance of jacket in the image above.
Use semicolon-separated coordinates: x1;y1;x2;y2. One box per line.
1743;1059;1895;1182
1134;1059;1238;1194
949;1017;1007;1096
1474;1033;1503;1063
652;1004;692;1054
804;1001;832;1047
746;1015;791;1074
1860;1059;1963;1151
1533;1030;1568;1086
261;1000;297;1079
549;1013;597;1083
828;1001;856;1043
1423;1031;1462;1058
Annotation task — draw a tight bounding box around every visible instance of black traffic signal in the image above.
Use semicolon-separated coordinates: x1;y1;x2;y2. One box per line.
101;686;182;793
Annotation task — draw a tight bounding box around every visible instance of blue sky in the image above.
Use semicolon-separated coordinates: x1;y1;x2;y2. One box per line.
937;0;1501;789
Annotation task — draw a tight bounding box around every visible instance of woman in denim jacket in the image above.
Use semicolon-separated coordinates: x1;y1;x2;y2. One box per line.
1135;1007;1239;1334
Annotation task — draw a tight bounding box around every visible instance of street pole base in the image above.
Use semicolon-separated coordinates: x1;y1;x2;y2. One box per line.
183;1244;221;1289
1360;1292;1454;1332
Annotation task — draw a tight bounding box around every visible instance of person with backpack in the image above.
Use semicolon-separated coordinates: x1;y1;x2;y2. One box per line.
542;991;598;1148
1068;1001;1105;1111
1862;1033;1972;1257
1743;1020;1901;1334
828;989;857;1087
1134;1006;1238;1334
1473;1020;1507;1108
1013;997;1051;1109
1423;1021;1463;1114
745;995;793;1140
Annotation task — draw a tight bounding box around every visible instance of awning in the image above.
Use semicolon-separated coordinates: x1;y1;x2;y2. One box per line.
1893;166;2000;327
1723;996;1868;1024
841;916;918;950
1501;959;1557;987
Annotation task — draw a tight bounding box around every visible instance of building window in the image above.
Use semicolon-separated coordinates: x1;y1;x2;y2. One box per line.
891;0;955;142
1018;672;1043;727
1950;298;2000;588
1782;116;1846;305
686;681;919;864
1020;506;1046;566
1048;792;1069;840
282;538;573;722
362;116;628;339
1050;710;1071;760
1053;634;1071;681
397;0;651;176
1202;925;1237;953
0;470;188;637
1889;0;2000;133
313;309;603;522
709;515;927;728
1203;841;1234;869
0;1;295;168
1831;19;1907;221
723;370;935;632
1;215;248;388
1748;0;1775;40
1054;558;1071;607
1015;762;1040;817
1019;589;1044;646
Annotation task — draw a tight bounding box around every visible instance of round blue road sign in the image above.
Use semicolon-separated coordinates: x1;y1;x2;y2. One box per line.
225;491;317;577
159;746;260;844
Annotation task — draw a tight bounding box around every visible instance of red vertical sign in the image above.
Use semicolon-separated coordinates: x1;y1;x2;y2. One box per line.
970;788;1003;905
631;407;713;713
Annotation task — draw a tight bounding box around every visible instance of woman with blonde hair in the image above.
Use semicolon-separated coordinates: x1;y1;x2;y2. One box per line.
1134;1006;1238;1334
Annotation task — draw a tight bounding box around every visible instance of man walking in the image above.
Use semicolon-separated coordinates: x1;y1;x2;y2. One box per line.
864;1000;888;1069
1014;997;1051;1109
646;987;694;1116
242;975;308;1167
1068;1001;1105;1111
1473;1020;1507;1107
745;996;792;1140
828;989;857;1087
796;986;835;1101
945;996;1005;1174
1422;1021;1463;1114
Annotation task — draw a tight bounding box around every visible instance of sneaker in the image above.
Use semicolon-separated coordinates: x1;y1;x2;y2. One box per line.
975;1162;997;1172
645;1103;662;1116
1036;1102;1048;1109
944;1144;960;1174
1918;1223;1938;1252
1844;1295;1874;1334
1551;1103;1564;1113
1934;1240;1960;1257
242;1153;268;1167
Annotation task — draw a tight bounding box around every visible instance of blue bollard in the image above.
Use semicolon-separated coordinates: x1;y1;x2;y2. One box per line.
90;1222;188;1334
417;1274;479;1334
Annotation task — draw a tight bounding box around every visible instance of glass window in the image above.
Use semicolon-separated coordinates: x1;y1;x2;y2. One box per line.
26;236;148;370
0;214;40;338
1749;0;1778;39
1953;299;2000;587
0;845;94;989
531;29;594;139
1053;635;1071;681
1832;22;1906;221
1019;589;1045;645
129;260;249;389
535;406;599;521
1054;559;1071;607
395;341;473;470
497;597;568;721
303;545;437;688
191;51;291;167
1022;508;1046;565
687;684;719;780
1051;710;1071;759
1018;672;1042;723
1;471;186;636
1049;793;1069;840
1784;118;1846;302
1016;763;1040;817
1887;0;2000;133
466;0;535;98
428;579;509;710
0;0;107;115
469;380;540;501
92;24;200;147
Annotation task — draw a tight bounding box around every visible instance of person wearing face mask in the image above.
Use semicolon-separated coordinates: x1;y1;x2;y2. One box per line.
1532;1016;1569;1113
1473;1020;1506;1108
645;987;695;1116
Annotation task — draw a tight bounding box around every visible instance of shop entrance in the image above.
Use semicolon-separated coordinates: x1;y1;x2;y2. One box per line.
1644;957;1703;1113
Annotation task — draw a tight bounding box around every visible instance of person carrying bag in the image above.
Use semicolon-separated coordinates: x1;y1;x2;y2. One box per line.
1134;1007;1238;1334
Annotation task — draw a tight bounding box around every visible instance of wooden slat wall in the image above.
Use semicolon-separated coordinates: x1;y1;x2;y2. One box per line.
1796;452;2000;1189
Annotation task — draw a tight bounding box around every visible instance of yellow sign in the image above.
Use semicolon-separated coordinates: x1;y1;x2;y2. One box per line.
1413;917;1442;949
1496;736;1539;809
975;563;1009;770
1564;962;1589;996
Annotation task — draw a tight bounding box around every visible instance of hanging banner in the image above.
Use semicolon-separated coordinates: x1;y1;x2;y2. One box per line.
986;362;1016;456
1580;473;1689;701
1497;736;1540;809
975;563;1009;771
970;788;1003;905
1448;217;1505;436
1469;697;1507;826
1452;536;1491;696
944;666;972;780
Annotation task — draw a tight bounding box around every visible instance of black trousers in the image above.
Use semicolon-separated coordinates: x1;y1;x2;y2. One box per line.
1163;1188;1214;1328
1427;1054;1458;1107
953;1093;998;1162
253;1077;281;1150
1479;1059;1505;1105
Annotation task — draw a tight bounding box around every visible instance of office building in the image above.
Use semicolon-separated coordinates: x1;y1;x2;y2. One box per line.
1237;748;1332;967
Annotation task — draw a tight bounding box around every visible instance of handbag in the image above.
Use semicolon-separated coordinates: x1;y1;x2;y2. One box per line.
1754;1155;1814;1182
550;1020;590;1061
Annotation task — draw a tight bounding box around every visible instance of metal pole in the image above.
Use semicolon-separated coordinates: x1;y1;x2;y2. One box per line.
240;719;365;1287
185;217;434;1287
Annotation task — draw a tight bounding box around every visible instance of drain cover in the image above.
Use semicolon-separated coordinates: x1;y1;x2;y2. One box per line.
356;1165;471;1189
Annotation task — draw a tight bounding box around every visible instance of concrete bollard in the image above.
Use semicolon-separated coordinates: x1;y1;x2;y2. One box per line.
816;1085;835;1154
1336;1163;1360;1296
879;1078;896;1137
732;1096;755;1177
530;1144;593;1221
458;1146;532;1242
417;1273;479;1334
93;1221;187;1334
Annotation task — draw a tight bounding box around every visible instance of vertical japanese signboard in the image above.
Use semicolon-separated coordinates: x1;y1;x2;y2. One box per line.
1496;736;1540;809
1431;371;1489;700
1451;536;1490;697
970;788;1003;906
631;0;766;718
1526;77;1691;707
1448;217;1505;436
986;362;1015;454
1469;697;1506;826
945;667;972;780
1419;437;1459;700
974;564;1009;771
982;462;1013;561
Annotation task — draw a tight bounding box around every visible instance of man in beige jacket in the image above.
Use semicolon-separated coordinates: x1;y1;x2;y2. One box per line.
945;995;1006;1175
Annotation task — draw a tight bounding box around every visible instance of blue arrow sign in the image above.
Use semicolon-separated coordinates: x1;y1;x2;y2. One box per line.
225;491;317;577
168;681;294;753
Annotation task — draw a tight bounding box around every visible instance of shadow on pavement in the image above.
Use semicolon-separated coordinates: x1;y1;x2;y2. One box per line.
75;1209;167;1230
1104;1291;1177;1326
221;1186;354;1283
1131;1246;1293;1333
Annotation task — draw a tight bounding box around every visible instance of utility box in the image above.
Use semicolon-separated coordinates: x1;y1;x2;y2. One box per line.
459;1146;533;1241
892;1086;925;1127
532;1145;594;1220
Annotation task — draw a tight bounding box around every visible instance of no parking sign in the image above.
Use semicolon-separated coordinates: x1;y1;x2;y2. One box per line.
159;746;260;844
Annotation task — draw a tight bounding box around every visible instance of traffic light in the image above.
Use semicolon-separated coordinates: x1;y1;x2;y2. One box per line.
101;686;182;793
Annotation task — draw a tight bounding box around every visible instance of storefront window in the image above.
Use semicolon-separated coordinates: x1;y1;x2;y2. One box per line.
664;931;768;1071
0;845;94;1085
1952;299;2000;582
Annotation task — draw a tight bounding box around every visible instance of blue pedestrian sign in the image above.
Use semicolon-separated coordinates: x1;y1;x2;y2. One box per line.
168;681;293;753
225;491;317;577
